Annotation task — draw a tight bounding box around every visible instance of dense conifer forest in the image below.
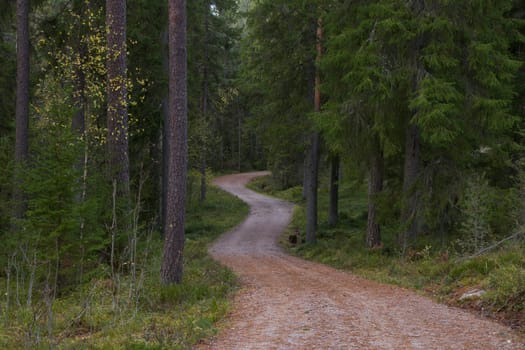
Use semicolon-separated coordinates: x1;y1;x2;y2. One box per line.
0;0;524;347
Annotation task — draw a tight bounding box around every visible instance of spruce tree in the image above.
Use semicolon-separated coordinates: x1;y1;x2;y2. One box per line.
402;0;520;247
241;0;319;189
321;0;520;249
320;0;407;248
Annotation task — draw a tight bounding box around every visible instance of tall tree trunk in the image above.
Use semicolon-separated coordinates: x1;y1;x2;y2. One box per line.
328;154;340;227
161;29;169;234
513;6;525;223
200;7;209;201
302;156;307;200
13;0;30;221
200;144;207;200
306;18;322;243
399;0;425;250
106;0;130;200
305;133;319;243
400;123;421;248
218;113;224;170
161;96;169;234
161;0;187;285
367;139;383;248
72;11;89;283
71;67;86;135
238;115;242;173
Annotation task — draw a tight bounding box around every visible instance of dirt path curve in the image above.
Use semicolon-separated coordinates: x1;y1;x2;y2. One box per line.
199;172;524;350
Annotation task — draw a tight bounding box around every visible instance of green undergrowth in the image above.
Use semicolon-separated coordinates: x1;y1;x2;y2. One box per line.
249;175;525;328
247;175;304;202
0;186;248;349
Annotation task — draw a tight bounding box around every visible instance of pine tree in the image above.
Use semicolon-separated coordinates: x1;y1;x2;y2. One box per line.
200;1;210;201
306;16;322;243
161;0;188;285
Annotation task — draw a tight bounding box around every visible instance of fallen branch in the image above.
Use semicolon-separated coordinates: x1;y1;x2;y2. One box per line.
458;229;524;262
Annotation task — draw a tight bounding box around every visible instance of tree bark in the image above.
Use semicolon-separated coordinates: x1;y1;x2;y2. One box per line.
238;115;242;173
161;0;187;285
302;156;308;200
161;29;168;234
399;0;425;250
328;154;340;227
161;96;168;234
14;0;30;221
200;7;209;201
400;123;421;248
200;146;207;200
106;0;130;199
305;132;319;243
367;140;383;248
305;18;322;243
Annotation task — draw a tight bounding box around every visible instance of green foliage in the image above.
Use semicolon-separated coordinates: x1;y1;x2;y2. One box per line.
457;174;492;253
186;0;244;172
2;0;246;346
321;0;409;153
247;175;304;201
486;264;525;312
239;0;322;182
0;21;15;233
317;0;523;246
126;0;167;214
0;137;13;236
455;173;521;255
188;117;217;171
2;68;109;301
1;0;524;344
0;186;247;349
0;39;15;135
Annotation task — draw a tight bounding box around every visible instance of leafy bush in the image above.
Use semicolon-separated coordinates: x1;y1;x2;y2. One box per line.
485;265;525;312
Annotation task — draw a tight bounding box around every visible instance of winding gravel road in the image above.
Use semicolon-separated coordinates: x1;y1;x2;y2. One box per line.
199;172;524;350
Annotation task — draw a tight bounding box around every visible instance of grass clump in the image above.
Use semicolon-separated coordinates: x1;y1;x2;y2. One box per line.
485;260;525;312
0;185;248;349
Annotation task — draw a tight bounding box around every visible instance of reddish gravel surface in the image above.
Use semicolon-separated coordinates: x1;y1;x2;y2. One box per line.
198;172;524;350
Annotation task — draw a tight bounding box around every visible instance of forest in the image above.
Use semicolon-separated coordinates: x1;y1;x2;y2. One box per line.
1;0;525;348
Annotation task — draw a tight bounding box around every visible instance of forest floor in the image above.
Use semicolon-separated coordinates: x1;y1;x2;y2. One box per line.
198;172;524;350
